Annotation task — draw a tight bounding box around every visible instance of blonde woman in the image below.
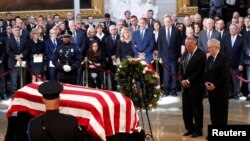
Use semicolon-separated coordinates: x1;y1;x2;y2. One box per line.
27;29;45;82
116;27;133;63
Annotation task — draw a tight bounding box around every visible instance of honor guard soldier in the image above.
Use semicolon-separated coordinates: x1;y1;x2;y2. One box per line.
27;81;84;141
52;30;82;84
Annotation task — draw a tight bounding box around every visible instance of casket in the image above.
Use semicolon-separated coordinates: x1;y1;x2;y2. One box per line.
6;82;144;141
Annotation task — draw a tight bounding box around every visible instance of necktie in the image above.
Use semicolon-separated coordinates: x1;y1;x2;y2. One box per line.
186;53;192;66
166;28;170;45
231;36;235;47
140;30;144;40
209;57;215;69
207;31;211;40
53;40;57;47
16;37;20;48
73;32;77;43
112;35;116;43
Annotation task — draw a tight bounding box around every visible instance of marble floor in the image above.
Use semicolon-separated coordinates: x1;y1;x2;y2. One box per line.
1;94;250;141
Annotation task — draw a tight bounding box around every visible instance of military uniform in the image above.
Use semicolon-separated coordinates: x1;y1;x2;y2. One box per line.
27;81;84;141
51;30;82;84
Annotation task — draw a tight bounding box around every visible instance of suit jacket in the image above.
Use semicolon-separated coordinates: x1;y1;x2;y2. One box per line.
179;48;206;95
243;31;250;65
132;28;154;63
210;0;224;7
218;29;229;40
221;34;244;69
124;19;132;27
20;29;30;40
0;37;5;62
147;18;156;27
6;36;28;68
105;34;120;58
128;26;140;34
158;26;181;63
44;38;62;61
205;52;229;98
26;23;36;32
198;30;220;53
70;30;86;54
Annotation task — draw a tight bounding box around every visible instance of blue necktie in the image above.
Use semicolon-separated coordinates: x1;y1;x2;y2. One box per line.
166;28;170;45
16;38;20;48
140;31;144;41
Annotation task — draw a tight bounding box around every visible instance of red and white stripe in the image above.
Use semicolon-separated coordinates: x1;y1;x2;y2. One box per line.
6;82;141;141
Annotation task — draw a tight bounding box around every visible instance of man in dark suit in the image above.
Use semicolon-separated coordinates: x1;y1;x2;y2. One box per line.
132;17;154;64
205;39;229;125
198;18;220;54
15;17;29;40
64;12;74;30
221;24;244;100
216;19;229;40
179;36;206;138
27;81;83;141
26;16;36;32
123;10;131;27
69;21;86;85
105;25;120;90
3;12;12;28
0;36;7;100
209;0;224;19
45;28;62;80
147;9;156;27
85;16;96;30
244;31;250;101
103;13;116;35
6;25;28;96
158;15;181;96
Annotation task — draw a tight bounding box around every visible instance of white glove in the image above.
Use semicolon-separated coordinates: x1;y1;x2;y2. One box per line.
63;65;71;72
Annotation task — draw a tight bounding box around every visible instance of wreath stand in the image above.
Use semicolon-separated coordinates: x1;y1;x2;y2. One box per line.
139;81;155;141
129;66;155;141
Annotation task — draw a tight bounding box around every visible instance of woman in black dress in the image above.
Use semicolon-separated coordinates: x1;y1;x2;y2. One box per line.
86;40;106;88
116;27;133;63
28;29;45;82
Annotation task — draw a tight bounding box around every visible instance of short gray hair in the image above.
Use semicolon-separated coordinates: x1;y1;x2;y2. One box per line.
185;36;197;44
207;39;220;49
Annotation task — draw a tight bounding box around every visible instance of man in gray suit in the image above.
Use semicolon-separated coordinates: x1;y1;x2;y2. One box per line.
198;18;220;54
209;0;224;19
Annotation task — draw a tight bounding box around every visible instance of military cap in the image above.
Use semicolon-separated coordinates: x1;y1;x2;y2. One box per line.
61;30;72;37
38;81;63;100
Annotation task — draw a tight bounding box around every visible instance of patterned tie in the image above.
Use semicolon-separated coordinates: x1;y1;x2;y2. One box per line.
53;40;57;48
207;31;211;40
16;37;20;48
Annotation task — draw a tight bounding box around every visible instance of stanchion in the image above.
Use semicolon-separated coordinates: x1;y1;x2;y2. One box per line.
19;60;23;88
154;58;160;86
84;57;89;87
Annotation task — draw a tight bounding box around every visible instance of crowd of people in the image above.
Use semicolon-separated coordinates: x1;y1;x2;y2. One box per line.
0;4;250;140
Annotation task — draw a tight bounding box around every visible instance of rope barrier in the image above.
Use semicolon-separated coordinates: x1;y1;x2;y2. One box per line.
87;61;114;76
0;67;17;78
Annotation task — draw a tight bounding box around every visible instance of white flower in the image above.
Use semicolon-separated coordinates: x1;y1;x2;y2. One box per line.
154;94;157;97
140;60;147;65
155;85;160;89
143;70;146;74
119;65;122;68
144;67;149;71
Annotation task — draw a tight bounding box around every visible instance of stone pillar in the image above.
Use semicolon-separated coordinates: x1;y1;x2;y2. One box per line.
74;0;80;20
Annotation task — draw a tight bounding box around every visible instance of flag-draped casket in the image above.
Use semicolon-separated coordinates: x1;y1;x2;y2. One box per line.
6;82;141;141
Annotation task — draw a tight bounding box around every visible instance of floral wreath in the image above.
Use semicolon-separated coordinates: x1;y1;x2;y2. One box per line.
115;58;162;109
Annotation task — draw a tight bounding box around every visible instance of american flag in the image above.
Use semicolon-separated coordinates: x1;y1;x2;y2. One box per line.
6;82;141;141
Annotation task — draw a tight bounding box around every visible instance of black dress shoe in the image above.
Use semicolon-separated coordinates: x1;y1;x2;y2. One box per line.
183;131;194;136
246;97;250;101
191;132;203;138
171;92;177;96
234;96;239;100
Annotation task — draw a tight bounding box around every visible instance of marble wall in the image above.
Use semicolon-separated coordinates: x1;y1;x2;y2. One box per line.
104;0;177;23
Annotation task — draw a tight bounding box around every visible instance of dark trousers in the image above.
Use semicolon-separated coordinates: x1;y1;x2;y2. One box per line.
48;67;57;81
208;96;228;125
10;67;26;96
0;64;7;98
182;91;203;133
229;69;240;97
163;60;177;93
